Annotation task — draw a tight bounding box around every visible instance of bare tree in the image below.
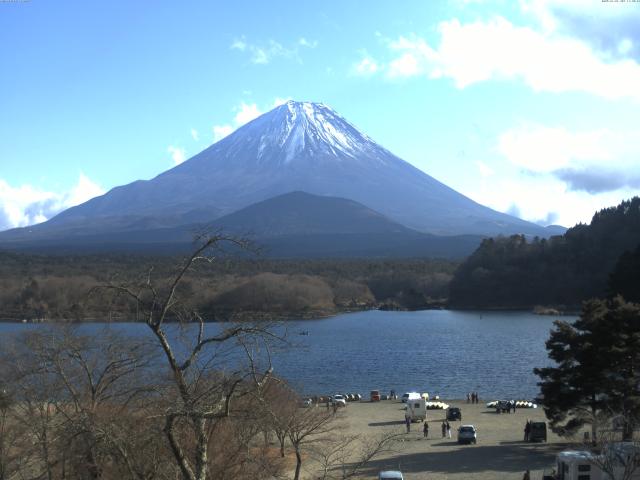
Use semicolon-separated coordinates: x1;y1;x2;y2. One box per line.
311;430;402;480
0;387;30;480
287;405;337;480
0;326;166;480
96;234;281;480
578;413;640;480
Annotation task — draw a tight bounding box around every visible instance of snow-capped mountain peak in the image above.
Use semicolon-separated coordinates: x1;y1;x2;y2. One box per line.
213;100;387;166
20;100;559;240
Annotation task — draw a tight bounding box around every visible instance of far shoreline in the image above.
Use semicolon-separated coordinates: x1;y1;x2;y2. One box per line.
0;304;578;324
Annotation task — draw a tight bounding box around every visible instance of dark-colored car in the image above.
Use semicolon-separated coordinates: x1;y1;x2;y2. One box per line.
447;407;462;421
457;425;477;444
528;422;547;442
495;400;511;413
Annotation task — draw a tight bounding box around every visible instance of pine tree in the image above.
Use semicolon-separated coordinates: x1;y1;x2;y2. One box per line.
535;297;640;441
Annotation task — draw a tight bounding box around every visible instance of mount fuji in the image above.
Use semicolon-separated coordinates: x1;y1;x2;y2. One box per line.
0;101;563;254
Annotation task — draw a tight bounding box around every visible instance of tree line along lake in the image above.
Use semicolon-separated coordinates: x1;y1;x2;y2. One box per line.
0;309;567;400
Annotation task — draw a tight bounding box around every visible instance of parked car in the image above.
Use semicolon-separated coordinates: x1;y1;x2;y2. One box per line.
458;425;477;444
528;422;547;442
300;398;313;408
447;407;462;421
370;390;381;402
378;471;403;479
401;392;420;403
331;394;347;407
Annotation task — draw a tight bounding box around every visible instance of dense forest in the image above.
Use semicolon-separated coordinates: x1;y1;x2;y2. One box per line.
0;251;456;321
449;197;640;309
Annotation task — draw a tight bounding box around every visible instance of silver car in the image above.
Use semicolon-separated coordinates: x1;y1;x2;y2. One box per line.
379;471;403;480
458;425;477;444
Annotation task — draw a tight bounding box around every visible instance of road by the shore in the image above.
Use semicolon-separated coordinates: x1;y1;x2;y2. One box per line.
331;399;575;480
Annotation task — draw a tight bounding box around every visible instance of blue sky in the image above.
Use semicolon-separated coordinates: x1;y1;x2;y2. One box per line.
1;0;640;230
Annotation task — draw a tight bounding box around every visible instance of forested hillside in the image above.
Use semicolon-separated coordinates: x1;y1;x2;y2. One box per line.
449;197;640;309
0;252;456;321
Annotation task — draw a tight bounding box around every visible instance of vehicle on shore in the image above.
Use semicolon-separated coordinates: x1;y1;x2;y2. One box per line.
528;421;547;442
447;407;462;421
404;398;427;422
551;444;640;480
458;425;477;444
331;394;347;407
378;471;403;479
401;392;420;403
370;390;381;402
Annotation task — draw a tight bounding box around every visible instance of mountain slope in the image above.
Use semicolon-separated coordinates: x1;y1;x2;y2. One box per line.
211;191;417;236
0;101;560;246
0;192;484;258
208;191;484;258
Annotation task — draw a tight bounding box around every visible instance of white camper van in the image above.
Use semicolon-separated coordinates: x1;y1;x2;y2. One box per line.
554;446;640;480
404;398;427;422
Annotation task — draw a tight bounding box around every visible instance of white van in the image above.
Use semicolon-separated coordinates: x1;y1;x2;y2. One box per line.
554;446;640;480
404;398;427;422
401;392;421;403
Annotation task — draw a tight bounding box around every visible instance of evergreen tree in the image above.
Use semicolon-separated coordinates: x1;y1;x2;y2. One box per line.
609;244;640;303
535;297;640;441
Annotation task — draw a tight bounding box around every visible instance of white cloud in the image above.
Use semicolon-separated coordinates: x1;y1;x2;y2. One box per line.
190;128;199;141
234;102;262;125
298;37;318;48
498;126;609;173
167;145;186;165
273;97;291;107
497;124;640;194
466;172;637;228
231;37;308;65
475;160;494;178
379;16;640;101
352;55;380;76
0;173;104;230
212;125;233;142
211;97;289;142
65;173;104;208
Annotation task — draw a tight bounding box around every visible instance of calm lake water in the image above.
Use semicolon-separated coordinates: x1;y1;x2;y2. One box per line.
0;310;572;400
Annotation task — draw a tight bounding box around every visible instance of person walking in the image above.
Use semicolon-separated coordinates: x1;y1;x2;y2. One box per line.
423;421;429;438
446;420;451;439
441;420;446;438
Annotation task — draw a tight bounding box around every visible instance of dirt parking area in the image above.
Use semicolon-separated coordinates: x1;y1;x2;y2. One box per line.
336;399;573;480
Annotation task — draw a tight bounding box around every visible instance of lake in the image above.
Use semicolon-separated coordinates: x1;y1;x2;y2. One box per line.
0;309;571;401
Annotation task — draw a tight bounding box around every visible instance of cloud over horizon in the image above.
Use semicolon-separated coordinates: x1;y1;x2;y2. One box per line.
497;124;640;194
0;174;104;231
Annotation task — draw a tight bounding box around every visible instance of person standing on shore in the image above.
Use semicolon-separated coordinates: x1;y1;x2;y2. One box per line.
524;420;531;442
441;421;446;438
446;420;451;439
405;415;411;433
467;392;471;403
523;469;531;480
423;422;429;438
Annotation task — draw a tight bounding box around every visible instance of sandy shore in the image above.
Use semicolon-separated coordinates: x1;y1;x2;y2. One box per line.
322;399;573;480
